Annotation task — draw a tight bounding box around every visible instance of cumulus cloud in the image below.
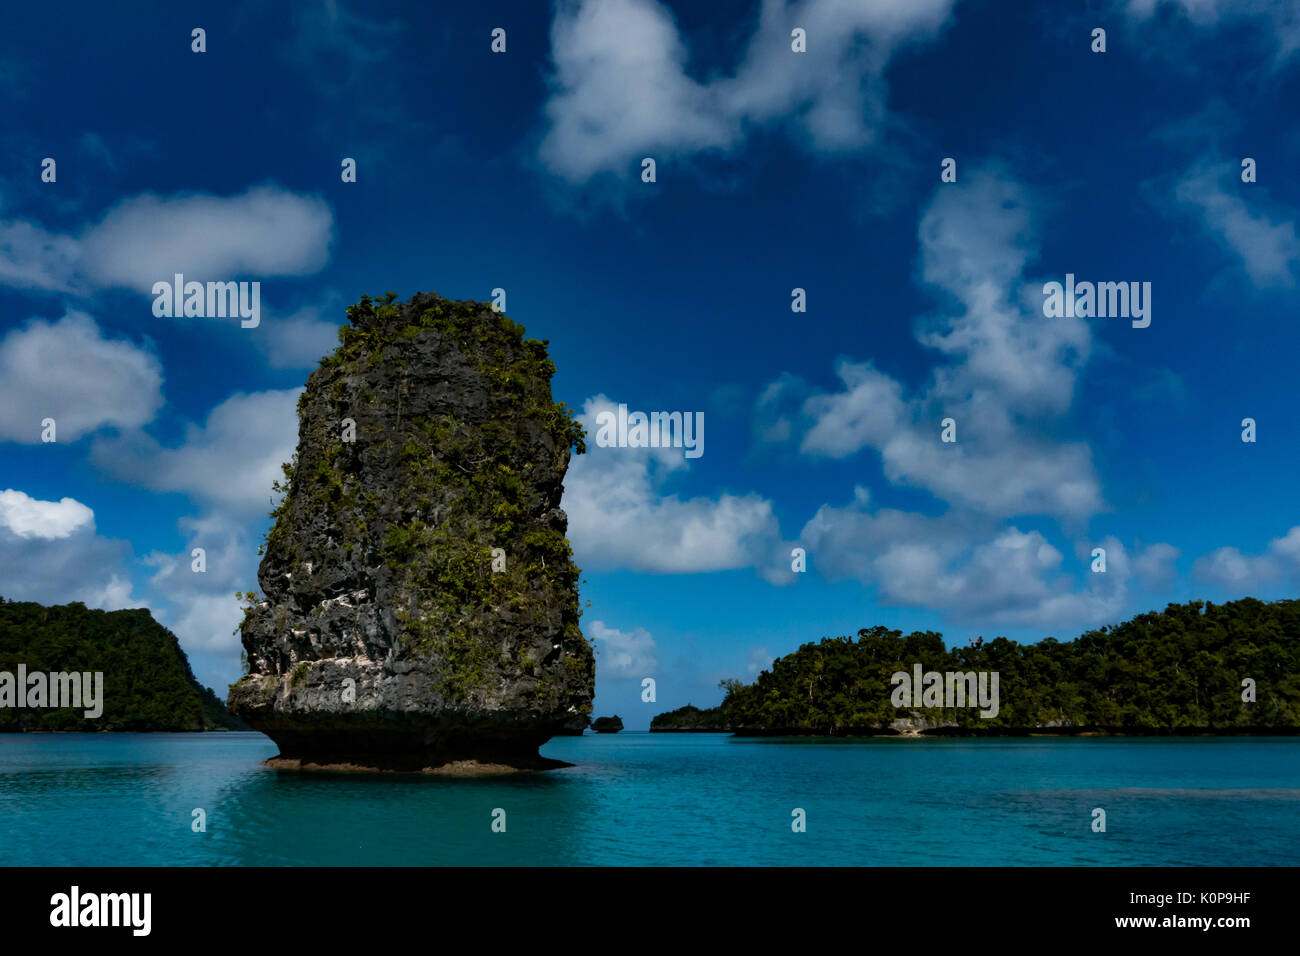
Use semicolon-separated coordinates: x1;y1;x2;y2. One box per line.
539;0;955;181
0;185;334;296
1194;526;1300;588
875;429;1100;522
152;593;246;693
91;389;301;516
254;304;342;369
769;170;1102;522
144;514;254;609
563;394;787;574
132;509;269;691
801;487;1131;629
0;491;142;609
1133;542;1181;588
589;620;659;678
751;169;1125;625
916;175;1090;415
0;489;93;539
165;594;246;668
800;361;906;457
81;187;333;290
0;312;164;443
134;505;288;689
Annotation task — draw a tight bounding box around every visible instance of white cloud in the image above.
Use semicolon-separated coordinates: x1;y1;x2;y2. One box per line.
1133;542;1181;588
92;389;301;515
541;0;734;181
589;620;659;678
877;428;1101;521
255;304;342;369
144;514;255;604
1195;547;1255;587
772;170;1102;522
800;361;906;457
1194;526;1300;588
754;170;1117;623
77;574;141;612
136;512;266;693
917;174;1090;415
0;185;334;296
0;489;94;539
563;394;785;574
801;488;1131;629
1174;163;1299;287
539;0;955;181
82;186;334;290
0;312;164;443
0;220;80;292
160;594;244;656
0;493;142;610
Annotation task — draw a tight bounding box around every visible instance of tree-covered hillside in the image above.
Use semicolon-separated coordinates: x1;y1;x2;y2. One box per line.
718;599;1300;735
0;598;247;731
649;704;730;732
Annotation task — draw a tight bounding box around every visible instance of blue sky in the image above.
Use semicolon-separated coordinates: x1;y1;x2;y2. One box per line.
1;0;1299;729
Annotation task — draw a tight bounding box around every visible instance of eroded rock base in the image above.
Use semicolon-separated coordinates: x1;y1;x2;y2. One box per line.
264;754;572;776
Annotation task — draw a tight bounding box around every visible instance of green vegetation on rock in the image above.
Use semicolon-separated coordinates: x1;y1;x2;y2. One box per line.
718;599;1300;735
228;291;594;767
649;704;730;732
0;597;247;731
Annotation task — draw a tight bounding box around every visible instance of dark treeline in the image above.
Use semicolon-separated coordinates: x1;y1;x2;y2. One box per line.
717;598;1300;735
0;598;247;731
650;704;729;732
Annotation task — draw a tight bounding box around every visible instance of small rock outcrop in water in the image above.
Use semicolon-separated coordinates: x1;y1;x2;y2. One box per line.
227;292;594;772
555;713;590;735
591;715;623;733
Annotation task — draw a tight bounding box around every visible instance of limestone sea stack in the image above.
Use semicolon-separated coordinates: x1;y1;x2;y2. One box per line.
227;292;594;772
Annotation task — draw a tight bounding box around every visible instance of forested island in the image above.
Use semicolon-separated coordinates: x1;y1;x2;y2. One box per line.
0;598;246;731
705;599;1299;736
650;704;730;732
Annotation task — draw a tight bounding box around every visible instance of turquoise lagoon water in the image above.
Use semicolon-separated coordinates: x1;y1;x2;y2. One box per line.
0;732;1296;866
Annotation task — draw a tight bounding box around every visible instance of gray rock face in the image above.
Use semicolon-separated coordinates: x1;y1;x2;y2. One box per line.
227;292;594;770
591;715;623;734
887;716;958;736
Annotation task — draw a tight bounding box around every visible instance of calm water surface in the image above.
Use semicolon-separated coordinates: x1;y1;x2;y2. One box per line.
1;733;1296;865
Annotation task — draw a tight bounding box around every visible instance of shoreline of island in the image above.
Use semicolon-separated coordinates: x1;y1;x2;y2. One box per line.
650;599;1300;739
